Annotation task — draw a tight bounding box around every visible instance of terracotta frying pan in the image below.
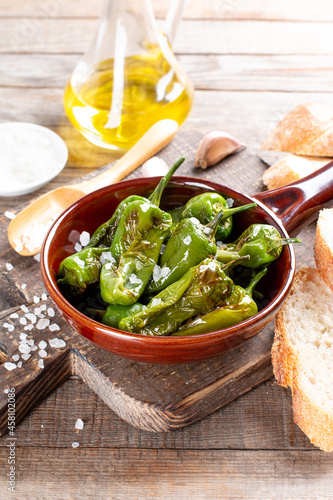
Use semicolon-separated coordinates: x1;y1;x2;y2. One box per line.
41;162;333;364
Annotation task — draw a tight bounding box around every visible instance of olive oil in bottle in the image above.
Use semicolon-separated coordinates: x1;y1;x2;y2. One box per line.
64;44;193;151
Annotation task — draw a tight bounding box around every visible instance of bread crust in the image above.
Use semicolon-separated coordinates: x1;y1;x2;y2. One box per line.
261;102;333;156
314;214;333;291
271;268;333;452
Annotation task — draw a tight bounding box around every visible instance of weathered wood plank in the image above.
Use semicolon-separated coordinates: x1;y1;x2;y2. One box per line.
2;54;333;93
2;0;333;22
2;19;333;55
0;378;313;450
0;447;332;500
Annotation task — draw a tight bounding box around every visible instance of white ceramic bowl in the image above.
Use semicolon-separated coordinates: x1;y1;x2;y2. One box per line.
0;122;68;197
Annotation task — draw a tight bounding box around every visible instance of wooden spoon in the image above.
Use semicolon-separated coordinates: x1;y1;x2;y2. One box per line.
8;119;178;257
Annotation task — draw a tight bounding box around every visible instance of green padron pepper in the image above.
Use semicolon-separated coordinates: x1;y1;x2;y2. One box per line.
102;303;145;329
173;266;267;336
169;192;249;241
57;247;114;294
119;257;247;336
216;224;301;269
100;157;185;306
146;202;255;294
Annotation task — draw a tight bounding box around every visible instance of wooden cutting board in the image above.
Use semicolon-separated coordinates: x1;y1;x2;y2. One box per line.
0;128;316;435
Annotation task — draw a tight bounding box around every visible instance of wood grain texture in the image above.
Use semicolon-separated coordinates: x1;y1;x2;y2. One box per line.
2;0;333;22
3;19;333;55
1;447;333;500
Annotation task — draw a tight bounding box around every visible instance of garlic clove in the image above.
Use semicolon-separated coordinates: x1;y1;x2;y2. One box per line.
195;131;245;169
141;156;170;177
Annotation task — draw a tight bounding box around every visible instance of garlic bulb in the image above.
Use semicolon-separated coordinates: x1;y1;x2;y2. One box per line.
141;156;169;177
195;131;245;169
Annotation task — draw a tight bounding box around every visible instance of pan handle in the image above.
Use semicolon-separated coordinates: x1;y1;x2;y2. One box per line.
253;160;333;236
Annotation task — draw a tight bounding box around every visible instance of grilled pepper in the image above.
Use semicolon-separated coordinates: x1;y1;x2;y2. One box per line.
100;157;185;306
173;267;267;336
102;303;145;328
119;257;246;336
57;247;114;295
170;192;248;241
146;203;255;294
216;224;301;268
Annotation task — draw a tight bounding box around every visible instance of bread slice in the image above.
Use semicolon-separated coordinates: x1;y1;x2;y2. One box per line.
315;209;333;291
262;154;330;190
272;267;333;452
261;102;333;157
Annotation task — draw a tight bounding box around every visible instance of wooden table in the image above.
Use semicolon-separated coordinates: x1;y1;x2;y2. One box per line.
1;1;333;498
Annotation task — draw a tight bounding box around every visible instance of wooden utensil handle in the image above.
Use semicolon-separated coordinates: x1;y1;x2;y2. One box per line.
76;120;179;194
254;161;333;236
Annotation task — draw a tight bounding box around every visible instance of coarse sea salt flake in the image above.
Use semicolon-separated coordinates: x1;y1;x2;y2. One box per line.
100;251;115;266
79;231;90;247
4;389;9;394
49;338;66;348
20;317;27;325
12;354;20;362
37;318;50;330
72;442;80;448
4;211;16;219
30;345;38;351
153;264;161;282
19;344;31;354
184;235;192;245
47;308;55;317
21;353;31;361
38;359;44;369
20;332;28;341
10;313;19;319
208;261;217;271
34;253;41;262
5;263;13;271
26;313;37;324
151;297;162;308
49;324;60;332
24;324;34;331
39;349;47;358
33;296;40;304
21;305;29;313
40;304;47;311
38;340;47;350
4;322;14;332
129;274;141;285
161;267;170;278
17;361;22;368
74;242;82;252
21;283;27;289
75;419;84;430
4;362;16;371
27;339;34;346
41;293;47;301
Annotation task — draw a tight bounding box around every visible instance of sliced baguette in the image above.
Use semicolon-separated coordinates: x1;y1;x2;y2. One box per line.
261;102;333;157
272;267;333;452
262;154;330;190
315;209;333;291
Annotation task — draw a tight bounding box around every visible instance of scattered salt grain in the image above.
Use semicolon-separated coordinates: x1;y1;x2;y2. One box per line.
5;263;13;271
100;251;115;266
79;231;90;247
47;308;55;317
75;419;84;430
140;203;150;213
226;198;234;208
49;338;66;348
129;274;141;285
10;313;19;319
26;313;37;324
27;339;35;346
19;332;28;341
30;345;38;351
33;295;40;304
72;442;80;448
4;211;16;219
151;297;162;307
39;350;47;358
160;243;166;255
38;340;47;350
184;235;192;245
40;304;47;311
34;253;41;262
4;389;9;394
21;305;29;313
21;283;27;290
12;354;20;362
4;322;14;332
74;242;82;253
200;264;208;272
203;227;213;235
49;324;60;332
38;359;44;369
190;217;200;225
37;318;50;330
161;266;170;278
24;324;34;331
19;344;31;354
4;362;16;371
153;265;161;282
207;261;217;271
41;293;47;301
21;353;31;361
20;317;27;325
74;257;85;269
17;361;22;368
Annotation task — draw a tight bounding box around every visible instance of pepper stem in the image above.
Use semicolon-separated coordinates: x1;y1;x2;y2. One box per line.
205;210;225;237
221;255;251;273
149;156;186;207
245;267;267;298
220;202;257;221
267;237;301;253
